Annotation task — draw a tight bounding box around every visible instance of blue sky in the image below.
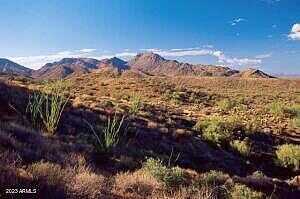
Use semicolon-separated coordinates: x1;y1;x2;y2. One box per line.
0;0;299;74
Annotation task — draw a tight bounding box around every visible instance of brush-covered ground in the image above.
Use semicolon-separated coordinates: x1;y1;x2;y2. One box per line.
0;70;300;199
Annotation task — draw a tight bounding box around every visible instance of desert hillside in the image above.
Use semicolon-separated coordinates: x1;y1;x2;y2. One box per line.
0;71;299;198
0;53;274;80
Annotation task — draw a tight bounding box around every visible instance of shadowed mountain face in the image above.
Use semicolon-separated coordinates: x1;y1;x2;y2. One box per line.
2;53;275;79
98;57;129;70
128;52;240;77
0;58;32;76
32;57;129;79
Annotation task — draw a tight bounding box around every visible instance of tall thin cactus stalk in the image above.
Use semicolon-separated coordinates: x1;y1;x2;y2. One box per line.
26;80;70;134
40;80;69;134
84;114;125;153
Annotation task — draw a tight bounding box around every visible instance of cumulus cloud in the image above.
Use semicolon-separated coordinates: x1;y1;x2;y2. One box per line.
288;23;300;40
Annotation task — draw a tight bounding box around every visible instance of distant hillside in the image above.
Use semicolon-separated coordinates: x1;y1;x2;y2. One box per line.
1;54;275;79
0;58;32;76
233;68;275;78
128;52;239;77
32;57;128;79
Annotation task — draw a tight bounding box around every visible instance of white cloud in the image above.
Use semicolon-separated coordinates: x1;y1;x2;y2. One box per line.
79;48;96;53
8;48;138;70
288;23;300;40
143;48;262;68
8;49;96;69
230;18;246;26
255;53;272;59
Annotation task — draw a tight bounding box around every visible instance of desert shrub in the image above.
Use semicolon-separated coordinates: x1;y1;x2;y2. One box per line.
143;158;186;188
230;140;251;157
85;114;125;153
251;171;266;179
230;184;264;199
217;99;236;112
288;104;300;128
28;161;68;186
196;170;230;186
165;90;182;104
268;101;285;117
113;169;160;198
293;117;300;128
193;117;232;145
276;144;300;170
244;117;262;134
286;104;300;117
68;171;105;198
166;185;229;199
129;94;142;115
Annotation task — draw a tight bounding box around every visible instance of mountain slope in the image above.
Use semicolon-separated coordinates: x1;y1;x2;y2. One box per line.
6;53;273;79
233;68;275;78
0;58;32;76
32;57;128;79
97;57;129;71
128;52;239;76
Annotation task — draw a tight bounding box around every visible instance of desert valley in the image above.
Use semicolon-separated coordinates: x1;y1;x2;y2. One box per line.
1;1;300;198
0;52;299;198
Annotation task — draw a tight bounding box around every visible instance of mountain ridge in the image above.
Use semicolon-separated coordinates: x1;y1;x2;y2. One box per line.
1;53;275;79
0;58;32;77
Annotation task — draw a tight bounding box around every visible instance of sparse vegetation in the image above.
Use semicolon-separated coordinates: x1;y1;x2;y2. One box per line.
26;91;44;128
28;161;67;186
196;170;230;186
230;140;251;157
164;89;182;104
194;116;232;145
143;158;186;188
217;98;236;112
231;184;264;199
129;94;142;115
27;80;70;134
288;104;300;128
268;101;286;117
276;144;300;170
251;171;266;178
1;72;299;198
293;117;300;128
244;117;262;134
40;80;70;134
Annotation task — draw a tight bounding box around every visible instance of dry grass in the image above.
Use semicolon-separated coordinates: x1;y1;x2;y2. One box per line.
113;169;161;198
